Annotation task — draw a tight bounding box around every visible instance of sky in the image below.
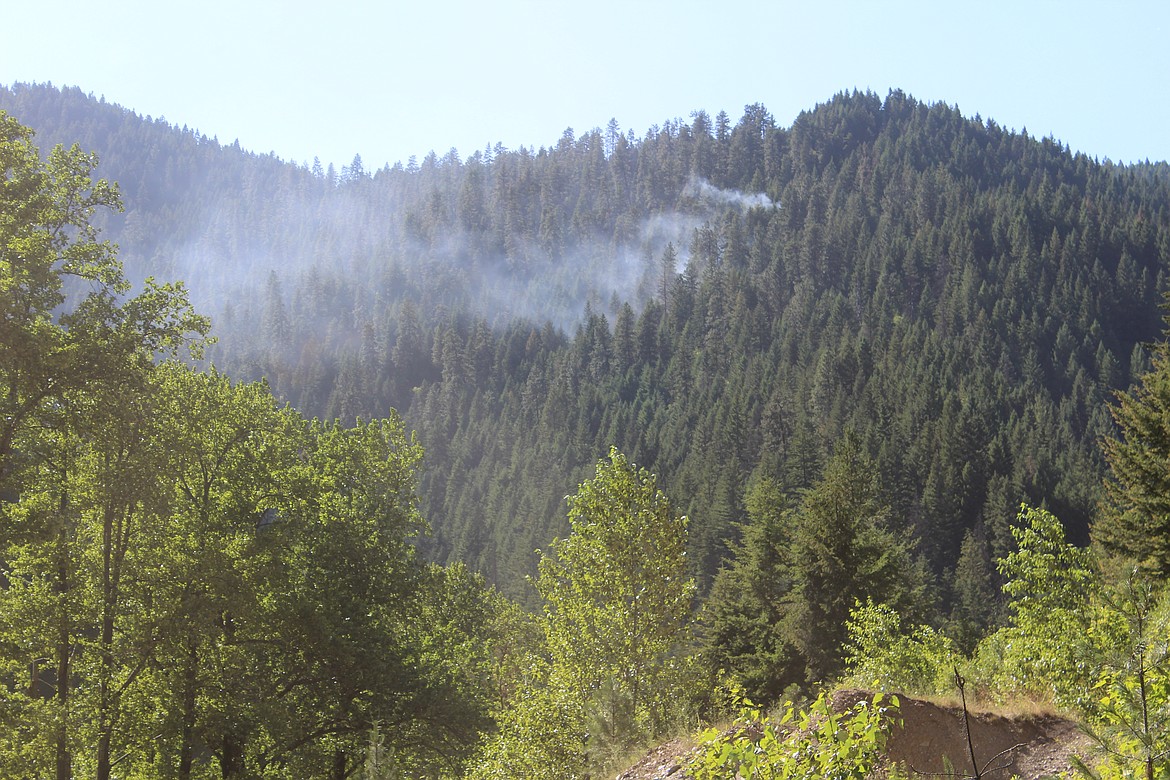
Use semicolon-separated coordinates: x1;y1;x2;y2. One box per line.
3;0;1169;171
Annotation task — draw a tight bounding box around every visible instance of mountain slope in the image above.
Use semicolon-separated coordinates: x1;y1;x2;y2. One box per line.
5;82;1169;608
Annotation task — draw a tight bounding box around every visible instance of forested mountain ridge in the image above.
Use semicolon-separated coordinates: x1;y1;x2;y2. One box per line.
4;82;1170;610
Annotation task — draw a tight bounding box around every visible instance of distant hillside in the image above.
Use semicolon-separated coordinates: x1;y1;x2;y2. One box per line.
5;82;1170;610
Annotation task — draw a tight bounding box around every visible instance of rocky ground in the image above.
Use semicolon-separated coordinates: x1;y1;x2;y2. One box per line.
616;690;1091;780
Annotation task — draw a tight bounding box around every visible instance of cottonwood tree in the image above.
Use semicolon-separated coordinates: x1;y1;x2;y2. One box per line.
0;111;206;780
76;367;176;780
0;110;205;493
0;110;499;779
139;367;435;780
2;357;476;779
140;365;308;779
475;449;696;779
536;448;695;760
271;415;429;779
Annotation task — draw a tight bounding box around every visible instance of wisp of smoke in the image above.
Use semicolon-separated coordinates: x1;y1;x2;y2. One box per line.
154;171;785;366
683;175;778;210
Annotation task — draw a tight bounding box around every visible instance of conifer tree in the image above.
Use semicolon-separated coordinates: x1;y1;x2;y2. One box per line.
784;433;926;682
1097;307;1170;576
706;434;930;696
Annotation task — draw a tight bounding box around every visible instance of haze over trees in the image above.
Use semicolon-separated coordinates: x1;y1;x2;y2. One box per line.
4;82;1170;777
0;107;502;779
6;83;1169;608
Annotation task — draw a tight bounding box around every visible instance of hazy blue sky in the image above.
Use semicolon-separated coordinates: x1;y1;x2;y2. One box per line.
3;0;1168;170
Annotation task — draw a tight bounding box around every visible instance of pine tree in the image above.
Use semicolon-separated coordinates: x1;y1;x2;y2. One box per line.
706;434;930;695
1096;306;1170;576
785;433;926;682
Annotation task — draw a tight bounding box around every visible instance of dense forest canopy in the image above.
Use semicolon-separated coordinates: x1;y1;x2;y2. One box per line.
3;82;1170;609
8;81;1170;780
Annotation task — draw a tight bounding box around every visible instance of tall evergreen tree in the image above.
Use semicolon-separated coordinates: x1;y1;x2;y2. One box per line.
1096;306;1170;576
783;434;928;682
706;434;930;696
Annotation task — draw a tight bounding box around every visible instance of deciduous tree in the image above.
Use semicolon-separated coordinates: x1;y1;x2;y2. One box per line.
0;111;205;780
536;448;696;750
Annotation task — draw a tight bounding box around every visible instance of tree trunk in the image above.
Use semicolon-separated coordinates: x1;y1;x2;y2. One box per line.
178;638;199;780
96;503;117;780
221;733;245;778
330;747;347;780
55;505;72;780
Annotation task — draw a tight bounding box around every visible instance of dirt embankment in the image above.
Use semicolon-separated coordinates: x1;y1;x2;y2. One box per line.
617;690;1090;780
834;689;1089;779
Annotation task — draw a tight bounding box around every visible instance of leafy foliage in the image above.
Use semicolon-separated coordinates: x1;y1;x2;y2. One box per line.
989;505;1101;708
688;688;900;780
1074;573;1170;780
0;114;498;779
843;601;959;697
474;449;697;779
536;448;696;737
468;665;588;780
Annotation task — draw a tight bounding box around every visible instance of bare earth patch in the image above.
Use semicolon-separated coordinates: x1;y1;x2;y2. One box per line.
833;689;1090;779
615;737;693;780
616;690;1091;780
